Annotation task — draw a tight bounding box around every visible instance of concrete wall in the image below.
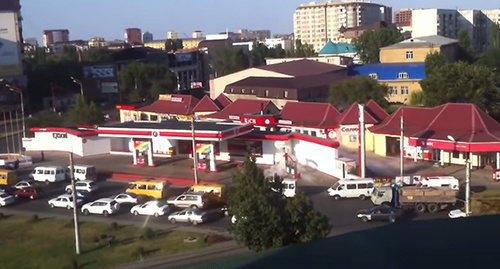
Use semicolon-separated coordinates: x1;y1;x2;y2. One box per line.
82;136;111;156
23;132;109;157
292;139;340;178
152;137;177;155
380;47;440;63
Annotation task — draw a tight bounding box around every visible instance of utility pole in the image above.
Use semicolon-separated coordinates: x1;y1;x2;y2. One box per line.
15;111;21;154
191;116;199;184
9;111;16;154
400;110;405;183
358;104;366;178
465;156;471;216
69;152;81;255
3;112;10;155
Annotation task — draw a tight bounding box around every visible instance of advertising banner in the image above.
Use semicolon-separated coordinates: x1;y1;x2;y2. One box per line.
82;65;115;78
0;12;22;77
101;82;118;93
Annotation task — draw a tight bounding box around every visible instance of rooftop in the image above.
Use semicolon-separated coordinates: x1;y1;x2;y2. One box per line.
213;94;233;109
255;59;345;77
192;95;221;113
382;35;458;49
337;102;379;125
348;63;426;80
100;119;249;132
318;40;356;55
205;99;278;120
137;94;199;115
279;102;340;128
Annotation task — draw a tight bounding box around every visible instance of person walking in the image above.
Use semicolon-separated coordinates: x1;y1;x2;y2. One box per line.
41;151;45;162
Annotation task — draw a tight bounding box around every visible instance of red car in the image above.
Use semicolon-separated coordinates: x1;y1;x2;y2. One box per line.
14;187;42;200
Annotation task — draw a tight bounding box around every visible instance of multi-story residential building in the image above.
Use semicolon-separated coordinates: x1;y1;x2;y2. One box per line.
339;21;387;43
237;29;271;40
88;37;107;47
43;29;69;47
481;9;500;48
395;9;412;35
293;1;392;51
167;31;179;40
24;38;38;47
379;35;459;63
0;0;25;89
233;38;294;52
182;38;205;49
192;30;204;39
125;28;142;44
142;31;153;43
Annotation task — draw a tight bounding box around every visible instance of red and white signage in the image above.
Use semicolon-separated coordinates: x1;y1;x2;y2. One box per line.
240;116;276;126
326;129;337;140
278;120;293;125
340;126;359;136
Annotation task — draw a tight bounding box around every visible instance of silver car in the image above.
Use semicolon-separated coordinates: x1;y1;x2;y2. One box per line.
167;193;207;209
168;209;208;225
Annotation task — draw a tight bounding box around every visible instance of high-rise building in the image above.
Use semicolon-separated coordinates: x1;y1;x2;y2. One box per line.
294;1;392;51
167;31;179;40
43;29;69;47
142;31;153;43
125;28;142;44
411;8;500;52
237;29;271;40
192;30;204;39
24;38;38;47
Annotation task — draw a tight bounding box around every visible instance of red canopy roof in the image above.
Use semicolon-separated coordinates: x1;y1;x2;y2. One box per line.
337;102;379;125
205;99;277;120
279;102;340;128
192;95;221;113
214;93;232;109
365;99;389;122
137;95;199;115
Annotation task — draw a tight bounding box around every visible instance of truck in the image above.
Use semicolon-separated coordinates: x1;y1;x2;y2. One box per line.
371;185;458;213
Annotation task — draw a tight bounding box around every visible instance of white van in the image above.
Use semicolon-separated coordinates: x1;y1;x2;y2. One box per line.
327;178;374;200
420;176;459;190
30;166;67;184
68;165;97;181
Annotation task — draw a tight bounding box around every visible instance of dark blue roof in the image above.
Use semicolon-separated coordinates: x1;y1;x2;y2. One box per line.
348;63;426;80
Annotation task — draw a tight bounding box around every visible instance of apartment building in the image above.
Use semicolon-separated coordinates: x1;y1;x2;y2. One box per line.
43;29;69;47
294;1;391;51
125;28;142;44
395;9;412;34
410;8;500;52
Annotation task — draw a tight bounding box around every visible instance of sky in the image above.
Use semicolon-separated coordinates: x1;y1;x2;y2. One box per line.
20;0;500;42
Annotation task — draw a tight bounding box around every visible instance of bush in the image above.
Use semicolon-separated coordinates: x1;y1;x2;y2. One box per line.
139;227;155;240
205;234;231;245
110;222;119;231
131;246;145;261
92;235;100;245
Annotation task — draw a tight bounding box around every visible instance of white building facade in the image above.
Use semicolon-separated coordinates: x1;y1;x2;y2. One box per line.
294;1;391;51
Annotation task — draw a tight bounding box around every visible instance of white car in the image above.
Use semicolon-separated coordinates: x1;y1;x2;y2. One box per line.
112;192;140;204
81;198;120;216
65;180;98;194
48;194;83;209
14;180;35;189
0;193;15;207
130;201;171;217
449;209;467;219
167;209;208;225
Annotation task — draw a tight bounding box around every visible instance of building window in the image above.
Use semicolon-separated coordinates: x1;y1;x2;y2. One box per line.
452;151;460;159
349;135;357;142
398;72;409;79
406;51;414;59
311;131;317;137
150;114;158;121
265;90;269;97
389;86;398;95
401;86;409;95
369;73;378;79
284;91;288;98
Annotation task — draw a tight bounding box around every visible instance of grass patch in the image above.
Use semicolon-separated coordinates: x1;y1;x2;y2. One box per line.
0;216;208;269
472;190;500;215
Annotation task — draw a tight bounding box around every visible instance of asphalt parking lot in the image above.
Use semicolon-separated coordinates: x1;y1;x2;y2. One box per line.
0;175;451;237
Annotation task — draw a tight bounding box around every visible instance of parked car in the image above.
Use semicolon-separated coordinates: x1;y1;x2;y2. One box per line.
0;193;15;207
14;180;36;189
65;180;98;194
14;187;43;200
167;209;208;225
356;206;402;223
167;193;208;209
112;192;141;204
130;201;171;217
0;185;16;195
81;198;120;216
449;209;467;218
48;194;83;209
220;205;230;216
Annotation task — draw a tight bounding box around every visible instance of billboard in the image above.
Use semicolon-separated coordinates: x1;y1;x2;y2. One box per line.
82;65;115;78
101;82;118;93
0;12;22;77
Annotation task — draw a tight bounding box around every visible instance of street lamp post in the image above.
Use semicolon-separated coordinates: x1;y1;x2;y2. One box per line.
447;135;471;216
5;84;26;138
70;77;84;96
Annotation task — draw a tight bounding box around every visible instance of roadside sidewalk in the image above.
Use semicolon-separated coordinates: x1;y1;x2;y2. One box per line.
108;240;250;269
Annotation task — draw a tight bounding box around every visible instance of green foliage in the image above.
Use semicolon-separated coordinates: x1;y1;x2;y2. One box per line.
291;39;317;57
26;111;67;136
267;44;286;58
140;227;155;240
250;41;269;67
457;29;475;62
490;22;500;50
419;61;500;115
228;156;331;252
67;95;104;125
211;47;250;77
409;91;426;106
478;23;500;75
82;47;114;62
328;76;389;109
164;39;183;52
424;52;447;76
132;246;145;260
119;62;176;102
353;27;404;63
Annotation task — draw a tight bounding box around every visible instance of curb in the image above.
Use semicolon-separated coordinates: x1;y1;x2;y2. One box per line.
109;172;218;186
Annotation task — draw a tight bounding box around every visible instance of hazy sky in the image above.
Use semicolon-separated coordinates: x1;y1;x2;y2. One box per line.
21;0;500;42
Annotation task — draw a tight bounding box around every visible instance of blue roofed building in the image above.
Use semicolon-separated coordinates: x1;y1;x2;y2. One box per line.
349;62;425;103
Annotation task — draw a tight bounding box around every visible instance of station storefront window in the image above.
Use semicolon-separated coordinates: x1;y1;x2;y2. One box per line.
228;140;263;157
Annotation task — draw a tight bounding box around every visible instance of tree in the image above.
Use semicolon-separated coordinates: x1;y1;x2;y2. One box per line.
478;23;500;74
419;61;500;115
267;44;286;58
68;95;104;125
82;47;114;62
164;39;183;52
457;29;474;62
424;52;447;76
211;47;249;77
490;22;500;50
353;27;404;63
250;41;269;67
228;156;330;252
409;91;426;106
119;62;176;102
329;76;389;109
291;39;317;57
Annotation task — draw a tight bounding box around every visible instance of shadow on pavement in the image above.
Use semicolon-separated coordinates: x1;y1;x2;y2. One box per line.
299;186;327;196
